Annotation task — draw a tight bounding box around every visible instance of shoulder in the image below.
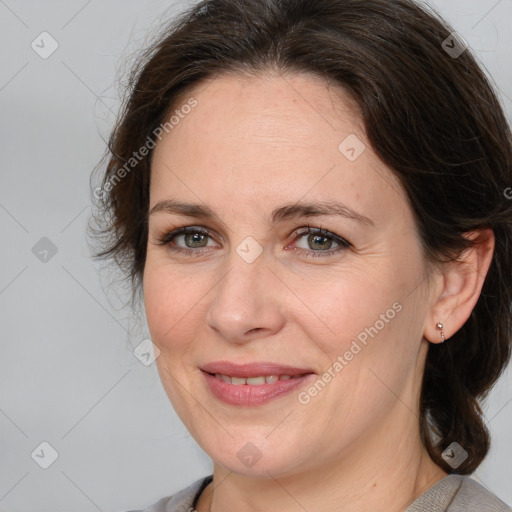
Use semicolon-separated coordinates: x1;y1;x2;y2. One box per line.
122;475;213;512
448;475;511;512
406;474;510;512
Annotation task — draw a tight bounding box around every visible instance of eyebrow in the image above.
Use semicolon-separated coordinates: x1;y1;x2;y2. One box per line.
149;199;375;227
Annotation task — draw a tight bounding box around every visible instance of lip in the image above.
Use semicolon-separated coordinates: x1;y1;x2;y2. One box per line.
200;361;315;378
200;361;316;407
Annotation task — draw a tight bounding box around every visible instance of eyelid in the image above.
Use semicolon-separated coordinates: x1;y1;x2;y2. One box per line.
291;225;351;247
155;225;216;246
154;224;351;257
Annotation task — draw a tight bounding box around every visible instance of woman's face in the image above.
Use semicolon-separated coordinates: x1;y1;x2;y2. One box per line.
144;72;434;477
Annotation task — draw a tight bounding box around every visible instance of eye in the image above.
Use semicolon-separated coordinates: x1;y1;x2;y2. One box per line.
155;226;218;256
154;224;351;259
289;225;351;258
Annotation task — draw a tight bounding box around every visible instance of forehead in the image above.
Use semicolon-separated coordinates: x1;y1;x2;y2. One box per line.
159;71;361;152
149;72;405;222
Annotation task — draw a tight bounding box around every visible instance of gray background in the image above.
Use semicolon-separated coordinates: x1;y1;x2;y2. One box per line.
0;1;511;511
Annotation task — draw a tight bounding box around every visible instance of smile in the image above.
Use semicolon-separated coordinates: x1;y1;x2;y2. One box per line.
212;373;305;385
201;368;316;406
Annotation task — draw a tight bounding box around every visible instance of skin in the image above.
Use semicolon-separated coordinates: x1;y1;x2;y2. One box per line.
143;72;494;512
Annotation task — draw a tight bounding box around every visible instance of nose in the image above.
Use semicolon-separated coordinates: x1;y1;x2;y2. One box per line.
205;246;286;344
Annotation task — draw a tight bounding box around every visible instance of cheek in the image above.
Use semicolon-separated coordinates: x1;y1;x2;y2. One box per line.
143;263;206;411
295;266;397;346
300;260;423;380
143;261;202;350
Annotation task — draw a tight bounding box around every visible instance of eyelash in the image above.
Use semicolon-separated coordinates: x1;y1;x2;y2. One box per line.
155;224;351;259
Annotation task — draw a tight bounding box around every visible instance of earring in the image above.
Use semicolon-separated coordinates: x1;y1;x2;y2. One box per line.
436;322;445;343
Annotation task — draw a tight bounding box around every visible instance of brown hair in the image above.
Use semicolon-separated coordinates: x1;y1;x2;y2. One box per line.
89;0;512;474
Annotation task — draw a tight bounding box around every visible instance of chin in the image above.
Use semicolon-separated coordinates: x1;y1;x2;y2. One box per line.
202;433;311;478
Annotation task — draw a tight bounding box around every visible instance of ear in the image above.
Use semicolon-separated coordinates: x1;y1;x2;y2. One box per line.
424;229;495;344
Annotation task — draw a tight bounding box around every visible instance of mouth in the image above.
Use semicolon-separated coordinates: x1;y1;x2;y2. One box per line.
200;361;316;406
200;360;314;378
207;373;307;385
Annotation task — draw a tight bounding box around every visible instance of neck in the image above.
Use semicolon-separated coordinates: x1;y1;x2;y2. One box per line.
197;404;447;512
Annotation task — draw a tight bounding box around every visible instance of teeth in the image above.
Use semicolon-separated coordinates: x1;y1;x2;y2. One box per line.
247;376;266;385
214;373;301;385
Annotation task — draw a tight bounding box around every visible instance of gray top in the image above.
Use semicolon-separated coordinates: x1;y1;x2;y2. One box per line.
124;474;511;512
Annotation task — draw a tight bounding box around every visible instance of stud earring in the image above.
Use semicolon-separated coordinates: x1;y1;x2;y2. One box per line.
436;322;445;343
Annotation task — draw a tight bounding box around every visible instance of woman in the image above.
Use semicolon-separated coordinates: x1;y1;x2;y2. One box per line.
90;0;512;510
